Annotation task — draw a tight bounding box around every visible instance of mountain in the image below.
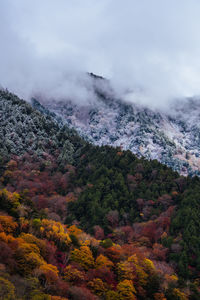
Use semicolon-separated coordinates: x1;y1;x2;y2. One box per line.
0;89;86;170
1;88;200;299
32;75;200;177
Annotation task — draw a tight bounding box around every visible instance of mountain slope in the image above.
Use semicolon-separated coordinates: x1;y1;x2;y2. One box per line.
0;89;85;169
33;76;200;176
1;89;200;298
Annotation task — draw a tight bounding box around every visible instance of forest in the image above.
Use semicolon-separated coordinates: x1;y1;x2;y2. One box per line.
0;90;200;299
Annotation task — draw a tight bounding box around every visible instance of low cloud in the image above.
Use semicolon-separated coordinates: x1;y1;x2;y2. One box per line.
1;0;200;108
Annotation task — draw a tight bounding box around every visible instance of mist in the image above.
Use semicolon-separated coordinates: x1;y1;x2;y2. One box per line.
1;0;200;108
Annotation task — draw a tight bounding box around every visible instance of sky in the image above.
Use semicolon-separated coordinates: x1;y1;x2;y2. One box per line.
1;0;200;107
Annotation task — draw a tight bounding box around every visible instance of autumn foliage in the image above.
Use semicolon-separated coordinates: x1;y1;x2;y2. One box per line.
0;136;199;299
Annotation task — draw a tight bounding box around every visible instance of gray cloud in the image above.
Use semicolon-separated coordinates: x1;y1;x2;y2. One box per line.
1;0;200;107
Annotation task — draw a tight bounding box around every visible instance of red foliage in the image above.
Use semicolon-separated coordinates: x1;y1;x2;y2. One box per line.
121;226;134;243
87;266;116;287
93;226;104;240
56;251;69;271
33;195;48;210
141;222;157;243
53;279;69;297
105;246;121;263
44;241;57;266
106;210;119;228
152;243;168;261
0;241;15;269
68;286;97;300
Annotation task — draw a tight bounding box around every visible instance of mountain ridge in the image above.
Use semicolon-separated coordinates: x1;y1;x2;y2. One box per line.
32;76;200;176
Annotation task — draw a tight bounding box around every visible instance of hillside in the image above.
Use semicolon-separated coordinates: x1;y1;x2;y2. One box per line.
0;89;85;168
0;90;200;299
33;74;200;177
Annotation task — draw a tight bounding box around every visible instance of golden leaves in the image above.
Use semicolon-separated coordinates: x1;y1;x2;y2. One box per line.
70;245;94;270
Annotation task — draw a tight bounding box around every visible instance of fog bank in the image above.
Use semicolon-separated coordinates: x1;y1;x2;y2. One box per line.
1;0;200;108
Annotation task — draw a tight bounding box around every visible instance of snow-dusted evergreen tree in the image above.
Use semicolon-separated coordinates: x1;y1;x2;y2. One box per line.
0;89;85;163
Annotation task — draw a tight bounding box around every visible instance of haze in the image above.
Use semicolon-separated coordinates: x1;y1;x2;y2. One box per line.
1;0;200;108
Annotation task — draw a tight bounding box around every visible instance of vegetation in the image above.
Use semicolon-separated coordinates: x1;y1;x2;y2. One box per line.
0;90;200;298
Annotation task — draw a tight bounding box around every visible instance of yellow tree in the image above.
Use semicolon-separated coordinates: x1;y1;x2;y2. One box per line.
70;245;94;270
63;265;85;283
128;255;148;286
67;225;82;237
15;242;45;275
117;261;135;281
0;215;18;234
87;278;108;297
0;277;15;300
39;219;71;250
117;280;137;300
35;263;59;287
171;288;188;300
20;233;46;258
105;290;119;300
96;254;114;270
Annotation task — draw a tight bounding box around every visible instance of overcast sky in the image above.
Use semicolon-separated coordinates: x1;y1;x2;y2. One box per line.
1;0;200;107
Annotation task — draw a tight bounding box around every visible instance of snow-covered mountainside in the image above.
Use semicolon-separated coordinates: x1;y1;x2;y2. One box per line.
32;75;200;176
